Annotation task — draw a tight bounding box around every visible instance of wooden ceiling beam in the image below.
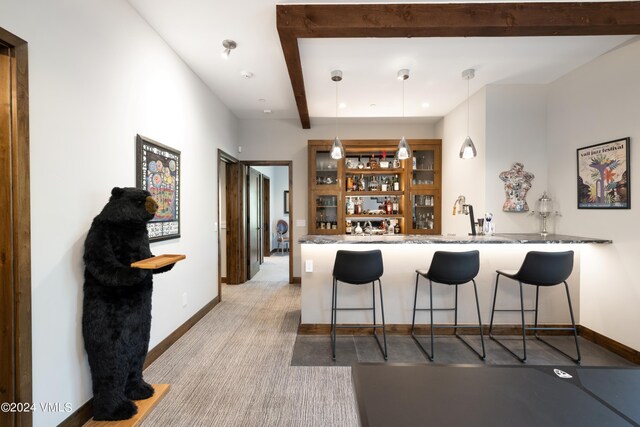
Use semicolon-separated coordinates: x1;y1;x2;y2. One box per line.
276;2;640;129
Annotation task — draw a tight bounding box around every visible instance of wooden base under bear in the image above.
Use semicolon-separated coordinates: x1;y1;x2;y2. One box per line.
84;384;170;427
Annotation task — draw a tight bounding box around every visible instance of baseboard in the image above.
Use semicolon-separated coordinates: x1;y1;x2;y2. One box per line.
298;323;578;336
579;325;640;365
59;297;220;427
292;276;301;284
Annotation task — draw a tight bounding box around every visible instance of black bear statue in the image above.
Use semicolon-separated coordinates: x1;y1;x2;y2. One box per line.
82;187;175;421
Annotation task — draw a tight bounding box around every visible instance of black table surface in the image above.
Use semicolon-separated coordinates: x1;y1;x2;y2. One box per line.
351;364;640;427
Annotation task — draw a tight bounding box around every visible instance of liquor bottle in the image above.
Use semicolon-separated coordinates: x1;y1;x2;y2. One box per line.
369;154;378;169
393;175;400;191
346;175;354;191
346;220;352;234
385;197;392;215
392;196;399;215
394;221;401;234
358;174;366;191
393;155;401;169
346;197;355;215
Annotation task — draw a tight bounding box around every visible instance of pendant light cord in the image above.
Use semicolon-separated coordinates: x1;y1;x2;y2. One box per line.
402;77;405;118
466;75;470;136
335;80;338;135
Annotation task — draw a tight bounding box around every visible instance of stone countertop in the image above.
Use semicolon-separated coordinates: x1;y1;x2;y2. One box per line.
298;233;612;244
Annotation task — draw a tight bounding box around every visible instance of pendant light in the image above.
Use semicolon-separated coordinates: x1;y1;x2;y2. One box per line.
460;68;477;159
330;70;345;160
396;69;411;160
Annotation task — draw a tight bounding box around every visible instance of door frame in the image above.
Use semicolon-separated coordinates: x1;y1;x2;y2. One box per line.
242;160;293;284
262;176;270;258
246;166;262;279
0;27;32;427
217;149;245;293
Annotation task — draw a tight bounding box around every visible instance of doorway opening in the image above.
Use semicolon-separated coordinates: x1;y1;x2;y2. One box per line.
250;163;291;283
217;153;293;294
0;27;32;427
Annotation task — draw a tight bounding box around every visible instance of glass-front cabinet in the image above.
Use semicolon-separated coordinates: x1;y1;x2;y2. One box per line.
409;144;441;190
309;147;342;190
308;139;441;235
407;192;441;235
309;192;342;234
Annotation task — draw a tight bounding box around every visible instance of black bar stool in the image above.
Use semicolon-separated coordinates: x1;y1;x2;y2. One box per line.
489;250;581;363
411;250;485;361
331;249;387;360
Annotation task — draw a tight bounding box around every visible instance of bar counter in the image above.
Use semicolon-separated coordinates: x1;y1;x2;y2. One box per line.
299;233;611;327
299;233;611;245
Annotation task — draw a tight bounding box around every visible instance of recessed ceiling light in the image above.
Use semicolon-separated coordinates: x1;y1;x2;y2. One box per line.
422;102;430;108
241;71;254;79
258;98;266;102
263;109;272;114
339;103;347;109
370;104;376;108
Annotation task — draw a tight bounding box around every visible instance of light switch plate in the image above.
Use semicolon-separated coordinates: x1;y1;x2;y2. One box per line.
305;260;313;273
296;219;306;227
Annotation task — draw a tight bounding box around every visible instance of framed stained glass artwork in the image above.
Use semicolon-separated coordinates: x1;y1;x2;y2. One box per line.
136;134;181;241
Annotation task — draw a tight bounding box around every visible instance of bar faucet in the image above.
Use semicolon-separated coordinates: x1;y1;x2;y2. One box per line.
452;195;477;236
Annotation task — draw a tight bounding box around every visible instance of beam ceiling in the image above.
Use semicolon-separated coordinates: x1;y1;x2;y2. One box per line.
276;2;640;129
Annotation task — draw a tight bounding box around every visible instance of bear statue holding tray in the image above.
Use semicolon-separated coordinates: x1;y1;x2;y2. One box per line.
82;187;178;421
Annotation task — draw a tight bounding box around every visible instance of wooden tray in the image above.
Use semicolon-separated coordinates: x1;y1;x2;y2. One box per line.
131;254;186;269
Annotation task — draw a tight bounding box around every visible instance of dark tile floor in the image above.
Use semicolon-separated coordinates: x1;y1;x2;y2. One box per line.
291;334;638;367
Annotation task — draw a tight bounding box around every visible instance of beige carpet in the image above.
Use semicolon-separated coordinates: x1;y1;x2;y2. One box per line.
250;254;289;283
141;279;358;426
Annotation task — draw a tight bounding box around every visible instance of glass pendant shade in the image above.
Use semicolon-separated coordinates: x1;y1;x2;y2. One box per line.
330;136;345;160
397;136;411;160
459;136;477;159
460;68;477;159
330;70;344;159
396;69;411;160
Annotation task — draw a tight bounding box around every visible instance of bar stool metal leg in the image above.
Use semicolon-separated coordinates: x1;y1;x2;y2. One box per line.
472;280;486;359
489;273;528;362
331;277;337;360
373;279;388;360
532;281;581;363
519;281;527;362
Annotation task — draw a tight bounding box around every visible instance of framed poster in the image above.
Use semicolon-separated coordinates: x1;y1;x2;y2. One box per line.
577;137;630;209
136;134;181;241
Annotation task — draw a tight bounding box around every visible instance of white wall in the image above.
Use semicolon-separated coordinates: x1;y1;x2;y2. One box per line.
238;118;438;276
485;85;548;233
1;1;237;425
438;88;487;236
546;40;640;350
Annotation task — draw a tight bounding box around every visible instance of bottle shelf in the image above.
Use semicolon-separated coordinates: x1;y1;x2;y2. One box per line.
345;191;403;196
346;214;403;218
345;169;404;175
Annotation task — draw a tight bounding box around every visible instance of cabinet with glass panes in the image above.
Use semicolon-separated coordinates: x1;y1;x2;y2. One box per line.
308;139;441;235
